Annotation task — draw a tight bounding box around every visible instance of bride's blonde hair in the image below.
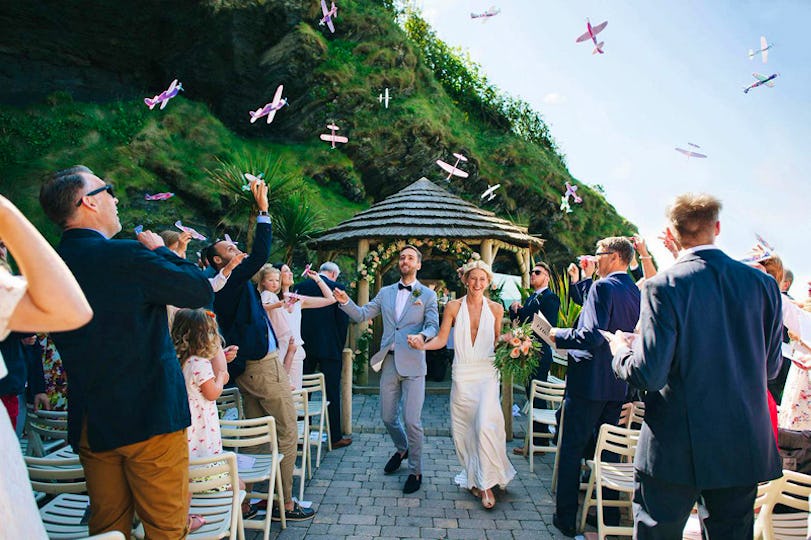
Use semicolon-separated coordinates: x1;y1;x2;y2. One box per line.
459;253;494;283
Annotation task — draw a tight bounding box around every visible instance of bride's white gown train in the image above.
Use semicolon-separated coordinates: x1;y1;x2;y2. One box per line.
450;297;516;490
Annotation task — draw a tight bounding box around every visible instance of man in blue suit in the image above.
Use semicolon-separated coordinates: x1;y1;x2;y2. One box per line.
334;245;439;494
295;261;352;448
39;165;213;538
609;193;782;539
206;179;315;522
549;236;641;536
509;261;560;455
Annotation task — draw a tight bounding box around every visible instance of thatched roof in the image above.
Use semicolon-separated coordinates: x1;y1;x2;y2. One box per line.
310;178;543;250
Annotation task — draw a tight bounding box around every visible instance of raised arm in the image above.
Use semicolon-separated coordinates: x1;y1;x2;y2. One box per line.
334;287;383;323
1;195;92;332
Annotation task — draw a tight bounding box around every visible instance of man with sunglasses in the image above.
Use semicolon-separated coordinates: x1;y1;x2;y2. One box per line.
547;237;641;537
39;165;213;538
509;262;560;455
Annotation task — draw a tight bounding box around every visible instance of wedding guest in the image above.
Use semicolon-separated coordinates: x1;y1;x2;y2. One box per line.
0;193;92;539
296;262;352;448
160;230;192;259
40;165;213;537
609;193;782;538
255;264;297;383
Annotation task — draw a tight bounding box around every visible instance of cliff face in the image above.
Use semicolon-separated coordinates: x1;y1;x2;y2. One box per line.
0;0;635;267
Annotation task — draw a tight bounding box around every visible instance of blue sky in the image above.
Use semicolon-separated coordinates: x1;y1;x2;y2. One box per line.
417;0;810;297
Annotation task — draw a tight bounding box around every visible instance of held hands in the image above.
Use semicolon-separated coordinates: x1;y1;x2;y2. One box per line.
406;334;425;350
136;230;165;251
333;288;349;304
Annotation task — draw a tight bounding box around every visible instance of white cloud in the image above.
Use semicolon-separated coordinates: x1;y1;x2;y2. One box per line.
542;93;567;105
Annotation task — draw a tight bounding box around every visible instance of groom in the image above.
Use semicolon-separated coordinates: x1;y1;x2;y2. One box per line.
333;245;439;493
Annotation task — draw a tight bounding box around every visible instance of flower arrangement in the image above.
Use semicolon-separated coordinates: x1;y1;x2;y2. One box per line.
353;322;375;382
494;323;541;386
357;238;473;287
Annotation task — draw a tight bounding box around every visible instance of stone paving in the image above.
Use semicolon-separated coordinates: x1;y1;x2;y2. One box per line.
248;393;580;540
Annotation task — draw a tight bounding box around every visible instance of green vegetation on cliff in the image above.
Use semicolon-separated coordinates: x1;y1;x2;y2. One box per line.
0;0;635;269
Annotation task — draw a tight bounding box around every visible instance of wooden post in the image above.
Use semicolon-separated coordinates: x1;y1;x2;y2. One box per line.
480;239;493;264
355;239;370;385
342;348;353;435
502;373;513;441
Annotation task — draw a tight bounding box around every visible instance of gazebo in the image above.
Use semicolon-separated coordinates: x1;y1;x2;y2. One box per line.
310;177;545;307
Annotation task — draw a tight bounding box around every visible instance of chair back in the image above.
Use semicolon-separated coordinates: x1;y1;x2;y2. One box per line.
528;379;565;408
188;452;239;493
25;455;86;494
220;416;276;452
754;470;811;540
619;401;645;428
26;406;69;456
292;389;309;418
594;423;639;463
301;373;326;400
216;387;244;420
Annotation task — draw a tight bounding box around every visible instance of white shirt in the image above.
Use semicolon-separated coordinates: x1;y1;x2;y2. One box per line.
676;244;719;261
395;281;414;320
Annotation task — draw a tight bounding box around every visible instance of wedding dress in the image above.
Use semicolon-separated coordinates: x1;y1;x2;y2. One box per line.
450;296;516;490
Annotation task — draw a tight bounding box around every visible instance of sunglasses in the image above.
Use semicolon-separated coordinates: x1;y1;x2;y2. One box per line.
531;269;548;276
76;184;115;207
594;251;615;256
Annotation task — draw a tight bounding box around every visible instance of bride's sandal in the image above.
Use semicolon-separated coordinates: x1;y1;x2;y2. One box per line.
481;488;496;509
469;487;481;498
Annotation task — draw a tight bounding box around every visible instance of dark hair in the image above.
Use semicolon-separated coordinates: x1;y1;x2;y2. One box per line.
39;165;93;228
534;261;551;275
401;244;422;262
204;241;224;269
597;237;635;265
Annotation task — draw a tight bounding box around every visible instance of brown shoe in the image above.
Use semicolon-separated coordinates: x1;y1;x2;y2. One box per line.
512;446;527;456
332;437;352;449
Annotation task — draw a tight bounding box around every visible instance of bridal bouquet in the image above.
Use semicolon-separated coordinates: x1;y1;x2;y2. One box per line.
494;323;541;386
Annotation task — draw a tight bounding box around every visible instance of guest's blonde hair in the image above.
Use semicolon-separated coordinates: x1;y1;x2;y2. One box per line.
666;193;722;245
460;254;493;283
760;254;784;285
254;263;280;291
171;308;222;365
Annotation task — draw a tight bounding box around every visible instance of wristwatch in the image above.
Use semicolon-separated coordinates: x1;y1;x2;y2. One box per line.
258;210;269;216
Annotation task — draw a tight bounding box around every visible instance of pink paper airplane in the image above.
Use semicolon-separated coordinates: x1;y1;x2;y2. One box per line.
249;85;288;124
242;172;264;191
320;123;348;149
301;263;312;277
436;152;469;181
576;18;607;55
145;192;175;201
224;233;238;246
743;72;779;94
481;184;500;201
564;182;582;204
144;79;183;110
319;0;338;33
675;142;707;159
471;6;501;20
175;221;207;241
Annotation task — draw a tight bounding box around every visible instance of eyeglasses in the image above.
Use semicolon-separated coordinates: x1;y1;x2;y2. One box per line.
594;251;615;256
531;269;548;276
75;184;115;207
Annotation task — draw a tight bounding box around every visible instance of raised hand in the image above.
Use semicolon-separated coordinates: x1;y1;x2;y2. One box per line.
223;252;247;277
631;234;649;257
658;229;680;259
137;230;165;251
567;262;580;283
223;345;239;363
250;177;269;212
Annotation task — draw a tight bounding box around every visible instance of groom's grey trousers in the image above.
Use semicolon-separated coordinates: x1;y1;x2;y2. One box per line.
380;354;425;475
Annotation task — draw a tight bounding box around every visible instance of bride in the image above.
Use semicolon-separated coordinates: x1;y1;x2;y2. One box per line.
409;258;515;509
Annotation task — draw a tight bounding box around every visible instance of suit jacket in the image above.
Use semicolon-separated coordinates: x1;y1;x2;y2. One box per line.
555;272;640;401
569;278;592;306
510;288;560;370
52;228;213;452
339;281;439;376
212;220;276;379
295;275;349;361
612;248;783;489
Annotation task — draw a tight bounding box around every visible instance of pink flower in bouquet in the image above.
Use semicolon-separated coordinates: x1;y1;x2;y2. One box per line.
499;333;511;342
510;337;522;347
510;347;521;359
520;341;531;355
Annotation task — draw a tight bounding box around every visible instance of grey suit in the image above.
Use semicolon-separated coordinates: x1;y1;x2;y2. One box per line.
340;281;439;474
612;248;783;538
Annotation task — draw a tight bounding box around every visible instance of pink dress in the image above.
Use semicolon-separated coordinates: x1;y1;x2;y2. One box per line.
182;356;223;459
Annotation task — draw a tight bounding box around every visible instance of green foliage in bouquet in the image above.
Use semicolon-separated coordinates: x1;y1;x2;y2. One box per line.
494;323;541;386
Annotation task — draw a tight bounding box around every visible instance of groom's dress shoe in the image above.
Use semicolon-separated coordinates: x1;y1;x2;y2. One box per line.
384;450;408;474
403;474;421;494
552;514;576;538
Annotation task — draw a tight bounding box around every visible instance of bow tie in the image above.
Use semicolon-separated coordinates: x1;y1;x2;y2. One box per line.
398;283;413;292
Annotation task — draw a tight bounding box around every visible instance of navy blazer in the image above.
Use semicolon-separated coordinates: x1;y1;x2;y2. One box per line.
52;228;213;452
613;249;783;489
511;288;560;369
295;275;349;361
212;220;276;379
555;272;640;401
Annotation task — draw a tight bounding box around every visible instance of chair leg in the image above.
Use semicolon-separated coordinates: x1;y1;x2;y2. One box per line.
551;446;560;493
316;414;325;466
579;469;596;532
276;465;286;530
595;475;605;540
324;407;332;452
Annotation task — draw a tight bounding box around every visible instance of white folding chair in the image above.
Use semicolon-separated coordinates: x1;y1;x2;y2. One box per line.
25;406;69;457
579;424;639;539
84;533;125;540
220;416;285;538
618;401;645;430
26;455;89;539
754;469;811;540
291;389;310;500
522;379;566;478
216;387;244;421
300;373;331;466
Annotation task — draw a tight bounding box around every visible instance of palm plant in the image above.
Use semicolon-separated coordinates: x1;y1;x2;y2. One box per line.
205;151;299;249
550;271;582;328
272;192;324;265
